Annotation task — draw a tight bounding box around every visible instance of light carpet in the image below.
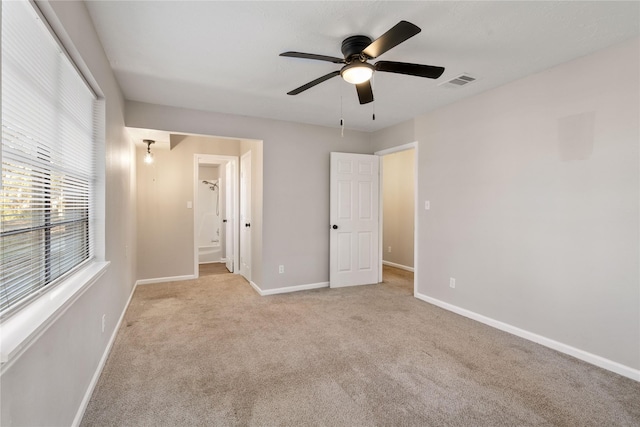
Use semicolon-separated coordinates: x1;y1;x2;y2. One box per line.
81;266;639;426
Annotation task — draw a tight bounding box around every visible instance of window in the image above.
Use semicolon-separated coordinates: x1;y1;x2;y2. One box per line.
1;1;100;317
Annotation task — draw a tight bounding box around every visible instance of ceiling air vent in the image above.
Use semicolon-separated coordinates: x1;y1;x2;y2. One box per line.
439;73;477;89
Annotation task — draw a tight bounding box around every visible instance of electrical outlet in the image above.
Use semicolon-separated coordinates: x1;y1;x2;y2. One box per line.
101;314;106;333
279;265;284;274
425;200;430;210
388;246;392;253
449;278;456;289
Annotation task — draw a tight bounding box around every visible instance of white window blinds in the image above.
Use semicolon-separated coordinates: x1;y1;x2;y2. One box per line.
1;1;98;316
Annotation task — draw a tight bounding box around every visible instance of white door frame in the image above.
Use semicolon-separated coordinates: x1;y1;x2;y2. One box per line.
239;151;252;282
193;154;239;278
224;161;236;273
374;141;418;296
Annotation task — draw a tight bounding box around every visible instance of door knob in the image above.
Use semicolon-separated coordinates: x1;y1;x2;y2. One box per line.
332;225;338;230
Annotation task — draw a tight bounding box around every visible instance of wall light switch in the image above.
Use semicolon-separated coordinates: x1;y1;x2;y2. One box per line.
425;200;430;210
187;201;193;209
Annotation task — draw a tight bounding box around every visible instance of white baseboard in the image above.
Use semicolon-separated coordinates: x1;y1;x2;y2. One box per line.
414;292;640;382
250;281;329;296
382;260;415;272
72;281;138;426
249;280;262;295
135;274;196;286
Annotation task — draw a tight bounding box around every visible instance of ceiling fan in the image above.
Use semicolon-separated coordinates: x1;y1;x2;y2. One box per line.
280;21;445;105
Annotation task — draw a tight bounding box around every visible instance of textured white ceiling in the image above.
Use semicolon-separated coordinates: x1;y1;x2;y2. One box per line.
86;1;639;133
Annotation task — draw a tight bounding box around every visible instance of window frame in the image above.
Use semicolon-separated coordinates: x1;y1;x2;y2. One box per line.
0;0;108;370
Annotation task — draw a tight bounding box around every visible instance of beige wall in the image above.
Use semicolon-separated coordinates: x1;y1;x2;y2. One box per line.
136;135;242;280
382;149;415;268
126;101;372;291
0;1;137;425
374;37;640;371
199;165;219;181
371;119;415;153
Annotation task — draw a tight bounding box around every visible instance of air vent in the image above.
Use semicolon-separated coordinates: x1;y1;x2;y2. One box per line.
439;73;477;89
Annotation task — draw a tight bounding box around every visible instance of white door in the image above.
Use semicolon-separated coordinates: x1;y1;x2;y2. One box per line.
240;152;251;281
225;161;235;273
330;152;380;288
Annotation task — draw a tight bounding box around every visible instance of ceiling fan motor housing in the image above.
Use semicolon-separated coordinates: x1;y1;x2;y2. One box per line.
341;35;373;61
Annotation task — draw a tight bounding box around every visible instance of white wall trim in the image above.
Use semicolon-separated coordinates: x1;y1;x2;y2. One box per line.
249;280;262;295
250;281;329;296
239;151;252;282
413;142;419;297
374;142;416;157
382;260;414;272
135;275;196;286
414;292;640;382
71;280;138;427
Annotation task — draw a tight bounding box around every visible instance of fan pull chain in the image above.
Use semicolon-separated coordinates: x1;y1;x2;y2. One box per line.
340;95;344;137
372;74;376;121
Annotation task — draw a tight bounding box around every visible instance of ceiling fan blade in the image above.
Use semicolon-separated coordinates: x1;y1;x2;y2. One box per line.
362;21;421;59
375;61;445;79
280;51;345;64
287;71;340;95
355;81;374;104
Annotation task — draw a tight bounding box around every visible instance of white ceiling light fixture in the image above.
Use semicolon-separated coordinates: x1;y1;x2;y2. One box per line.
143;139;155;164
340;62;375;85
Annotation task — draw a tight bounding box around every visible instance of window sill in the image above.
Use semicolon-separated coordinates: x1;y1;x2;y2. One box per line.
0;260;110;372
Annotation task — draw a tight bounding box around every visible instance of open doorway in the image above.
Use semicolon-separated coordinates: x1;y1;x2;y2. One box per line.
194;154;239;278
130;128;261;285
376;143;417;295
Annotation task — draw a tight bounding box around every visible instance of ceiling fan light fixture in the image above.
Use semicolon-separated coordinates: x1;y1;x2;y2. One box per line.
341;62;374;85
280;21;443;105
